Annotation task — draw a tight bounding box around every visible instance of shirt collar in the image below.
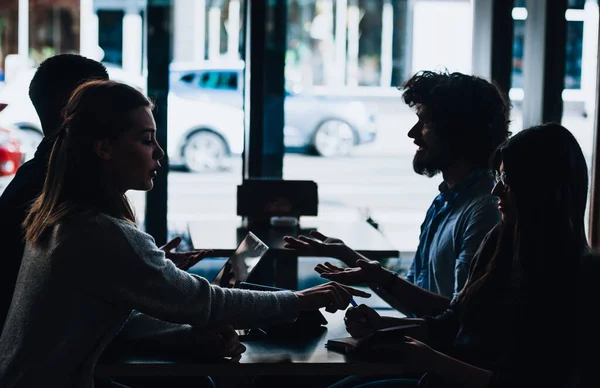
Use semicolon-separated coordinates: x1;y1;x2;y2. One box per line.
437;168;492;197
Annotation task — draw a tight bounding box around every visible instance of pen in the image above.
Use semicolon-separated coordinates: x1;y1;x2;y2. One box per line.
350;298;358;307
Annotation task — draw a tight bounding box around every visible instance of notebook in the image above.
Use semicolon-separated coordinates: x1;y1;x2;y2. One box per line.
326;324;420;356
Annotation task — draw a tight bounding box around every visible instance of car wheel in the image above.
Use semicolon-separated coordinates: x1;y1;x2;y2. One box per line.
19;128;44;162
312;120;355;157
182;131;228;173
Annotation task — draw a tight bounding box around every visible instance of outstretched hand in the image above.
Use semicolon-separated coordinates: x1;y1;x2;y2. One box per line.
160;237;213;271
283;231;356;266
315;259;383;285
295;281;371;313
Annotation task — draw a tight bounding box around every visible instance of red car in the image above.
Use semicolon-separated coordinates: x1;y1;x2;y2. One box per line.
0;126;23;178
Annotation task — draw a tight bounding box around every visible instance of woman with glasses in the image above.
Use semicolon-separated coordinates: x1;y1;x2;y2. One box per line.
324;123;593;388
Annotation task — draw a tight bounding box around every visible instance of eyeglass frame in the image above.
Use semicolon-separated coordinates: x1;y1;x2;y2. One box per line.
494;170;507;186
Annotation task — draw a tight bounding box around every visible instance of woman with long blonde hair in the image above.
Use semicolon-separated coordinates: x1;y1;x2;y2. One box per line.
0;80;368;388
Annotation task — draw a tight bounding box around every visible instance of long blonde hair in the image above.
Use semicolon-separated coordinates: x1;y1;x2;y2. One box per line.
24;80;153;245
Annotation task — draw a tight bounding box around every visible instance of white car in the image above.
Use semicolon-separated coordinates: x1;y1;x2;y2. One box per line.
166;93;243;172
0;65;242;172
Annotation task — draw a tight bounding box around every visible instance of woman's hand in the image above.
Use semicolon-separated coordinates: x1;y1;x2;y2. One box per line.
295;282;371;313
315;259;383;286
195;325;246;362
283;231;357;266
160;236;213;271
344;304;383;338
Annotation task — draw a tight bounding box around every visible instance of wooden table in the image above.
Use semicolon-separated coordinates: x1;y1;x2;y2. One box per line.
187;218;400;289
95;309;405;378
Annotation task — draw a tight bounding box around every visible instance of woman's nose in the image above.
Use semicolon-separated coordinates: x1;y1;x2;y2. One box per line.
491;180;503;196
154;143;165;160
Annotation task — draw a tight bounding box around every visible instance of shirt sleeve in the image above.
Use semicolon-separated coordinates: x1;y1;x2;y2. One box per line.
65;215;299;329
405;258;416;284
453;198;500;299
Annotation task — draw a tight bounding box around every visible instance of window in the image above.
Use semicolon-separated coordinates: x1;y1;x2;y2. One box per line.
565;20;584;89
198;71;238;90
179;73;195;84
98;10;125;67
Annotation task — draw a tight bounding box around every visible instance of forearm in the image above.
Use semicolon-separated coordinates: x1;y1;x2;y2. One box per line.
380;317;428;341
371;268;451;317
339;249;451;316
429;350;493;388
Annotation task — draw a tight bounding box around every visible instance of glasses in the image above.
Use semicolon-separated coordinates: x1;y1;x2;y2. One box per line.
494;170;507;186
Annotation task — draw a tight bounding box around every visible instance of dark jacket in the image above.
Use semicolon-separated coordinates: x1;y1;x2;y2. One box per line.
0;140;52;333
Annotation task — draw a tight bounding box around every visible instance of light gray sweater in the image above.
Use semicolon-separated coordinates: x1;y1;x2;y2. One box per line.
0;213;299;388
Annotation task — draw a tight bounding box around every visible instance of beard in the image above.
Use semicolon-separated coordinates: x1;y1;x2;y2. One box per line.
413;146;452;177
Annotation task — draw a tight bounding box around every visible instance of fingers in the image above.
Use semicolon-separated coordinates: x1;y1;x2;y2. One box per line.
219;325;237;341
344;304;379;338
403;336;418;344
161;237;181;252
283;236;312;250
183;255;202;270
194;249;213;259
324;262;343;271
340;285;371;298
331;282;348;310
216;325;246;360
227;343;246;362
222;341;246;360
314;262;343;275
314;264;327;274
345;304;370;321
298;235;322;246
346;306;376;323
309;230;328;241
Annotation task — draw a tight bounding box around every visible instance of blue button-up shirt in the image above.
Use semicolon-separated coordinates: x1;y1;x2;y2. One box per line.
406;169;500;300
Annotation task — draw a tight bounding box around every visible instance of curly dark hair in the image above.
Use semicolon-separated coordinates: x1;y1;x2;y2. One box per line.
29;54;109;136
400;70;511;169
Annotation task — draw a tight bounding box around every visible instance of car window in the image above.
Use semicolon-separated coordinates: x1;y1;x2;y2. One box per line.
180;73;195;84
197;71;238;90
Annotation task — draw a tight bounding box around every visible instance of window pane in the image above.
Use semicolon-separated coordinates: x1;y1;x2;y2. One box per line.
565;20;584;89
166;0;244;253
98;10;125;66
0;0;83;184
284;0;467;278
562;0;598;237
510;1;598;236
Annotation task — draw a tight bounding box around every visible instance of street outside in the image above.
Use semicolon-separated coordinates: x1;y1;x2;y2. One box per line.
1;97;595;259
125;98;595;256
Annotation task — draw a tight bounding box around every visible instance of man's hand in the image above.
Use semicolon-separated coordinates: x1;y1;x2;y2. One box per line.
283;231;357;266
160;236;213;271
344;304;383;338
315;259;383;285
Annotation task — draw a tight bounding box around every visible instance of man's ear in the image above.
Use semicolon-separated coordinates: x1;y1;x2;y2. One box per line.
94;139;112;160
